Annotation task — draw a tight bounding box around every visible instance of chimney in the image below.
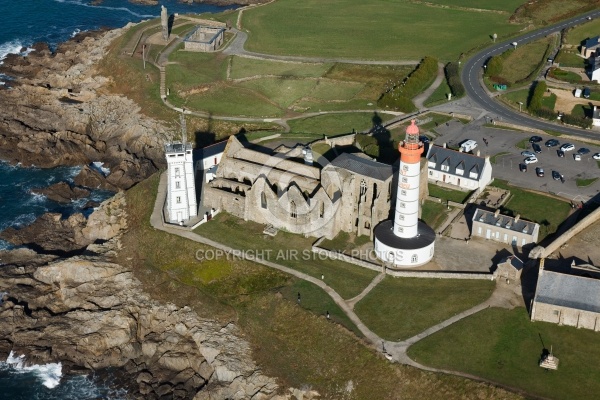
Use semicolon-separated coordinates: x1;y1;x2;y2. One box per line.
494;209;500;218
514;214;520;223
443;142;447;148
476;150;481;157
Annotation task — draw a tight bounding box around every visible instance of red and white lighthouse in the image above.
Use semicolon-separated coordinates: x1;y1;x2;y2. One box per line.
374;120;435;267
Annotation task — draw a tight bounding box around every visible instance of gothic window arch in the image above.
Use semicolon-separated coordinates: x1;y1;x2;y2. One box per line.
261;192;267;209
319;201;324;218
291;201;297;219
360;179;367;197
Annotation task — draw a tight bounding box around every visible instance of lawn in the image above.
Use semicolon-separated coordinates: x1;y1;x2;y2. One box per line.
238;77;318;108
548;68;582;83
408;307;600;400
497;37;553;84
576;177;599;187
555;50;586;68
421;200;450;230
229;56;332;79
424;78;453;106
318;231;371;254
288;112;393;135
428;183;471;203
491;180;571;240
515;138;529;150
354;276;495;341
422;0;524;12
571;103;587;118
490;152;510;164
194;212;378;299
242;0;525;61
541;93;558;110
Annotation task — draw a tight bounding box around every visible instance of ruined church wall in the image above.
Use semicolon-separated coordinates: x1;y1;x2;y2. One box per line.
532;302;600;331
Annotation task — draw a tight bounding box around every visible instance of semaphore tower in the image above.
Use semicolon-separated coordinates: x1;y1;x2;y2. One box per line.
373;120;435;267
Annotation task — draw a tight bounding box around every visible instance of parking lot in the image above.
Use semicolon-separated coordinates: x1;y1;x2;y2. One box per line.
430;120;600;203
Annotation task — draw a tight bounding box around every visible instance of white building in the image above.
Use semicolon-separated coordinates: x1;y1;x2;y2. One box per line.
472;209;539;247
165;142;197;223
198;141;227;183
374;120;435;268
426;145;492;191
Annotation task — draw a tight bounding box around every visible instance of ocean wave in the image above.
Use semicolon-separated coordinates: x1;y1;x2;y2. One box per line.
53;0;155;19
91;161;110;177
70;28;81;38
9;213;37;228
0;39;25;62
5;352;63;389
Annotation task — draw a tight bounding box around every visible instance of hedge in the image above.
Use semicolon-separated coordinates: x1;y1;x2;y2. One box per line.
527;80;547;111
444;62;465;97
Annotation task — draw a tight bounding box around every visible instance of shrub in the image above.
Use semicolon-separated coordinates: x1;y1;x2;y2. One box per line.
378;56;438;111
532;107;556;120
485;55;503;77
355;133;380;158
444;62;465;97
527;80;546;111
562;113;592;129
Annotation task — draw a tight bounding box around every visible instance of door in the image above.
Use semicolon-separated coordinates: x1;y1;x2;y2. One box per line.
176;211;182;222
486;229;491;239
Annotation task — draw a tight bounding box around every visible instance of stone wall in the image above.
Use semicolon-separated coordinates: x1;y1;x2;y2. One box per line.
532;302;600;331
541;205;600;258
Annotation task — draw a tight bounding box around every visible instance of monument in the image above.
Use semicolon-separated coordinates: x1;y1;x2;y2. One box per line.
161;5;169;41
373;120;435;267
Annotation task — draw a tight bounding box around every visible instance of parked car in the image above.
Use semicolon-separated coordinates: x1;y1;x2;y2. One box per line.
521;150;535;157
524;156;538;164
574;154;582;161
593;153;600;160
578;148;590;155
545;139;559;147
560;143;575;152
552;170;562;181
529;136;543;143
460;139;478;152
583;87;591;99
535;167;544;177
532;143;542;153
519;163;527;172
419;135;430;144
557;150;565;158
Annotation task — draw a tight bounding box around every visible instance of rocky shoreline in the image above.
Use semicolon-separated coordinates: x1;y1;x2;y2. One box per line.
0;21;307;400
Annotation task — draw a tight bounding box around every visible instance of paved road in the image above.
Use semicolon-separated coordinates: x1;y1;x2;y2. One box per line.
462;9;600;139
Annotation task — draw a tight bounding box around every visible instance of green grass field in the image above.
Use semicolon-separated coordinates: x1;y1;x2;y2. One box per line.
230;56;332;79
428;184;471;203
408;307;600;400
491;180;571;240
564;18;600;47
576;177;599;187
424;78;453;106
242;0;526;61
498;37;552;84
422;0;524;12
354;276;495;341
421;200;450;230
555;50;586;68
194;213;378;299
288;112;393;135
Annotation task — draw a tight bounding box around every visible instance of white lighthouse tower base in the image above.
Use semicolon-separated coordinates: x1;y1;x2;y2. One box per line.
374;220;435;267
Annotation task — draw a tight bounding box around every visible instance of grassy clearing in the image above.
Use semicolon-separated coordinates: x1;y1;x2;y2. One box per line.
318;231;371;254
238;77;318;108
230;57;332;79
424;78;453;106
571;103;586;117
576;177;599;187
242;0;525;61
428;184;471;203
555;50;586;68
408;307;600;400
288;112;393;135
541;93;558;110
515;138;530;149
498;37;553;84
549;68;582;83
491;180;571;239
420;200;450;230
308;79;365;100
167;51;229;88
512;0;599;25
194;213;378;299
324;64;415;99
354;276;495;341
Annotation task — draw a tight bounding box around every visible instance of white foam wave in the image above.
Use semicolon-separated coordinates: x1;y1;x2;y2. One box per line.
70;28;81;38
5;351;63;389
53;0;155;18
0;39;25;62
91;161;110;176
10;213;37;228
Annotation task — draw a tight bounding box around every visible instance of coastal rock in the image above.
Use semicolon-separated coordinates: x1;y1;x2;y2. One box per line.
31;181;90;203
73;165;118;191
0;29;167;190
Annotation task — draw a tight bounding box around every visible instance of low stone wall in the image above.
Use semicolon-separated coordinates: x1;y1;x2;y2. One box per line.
312;133;356;148
386;269;494;280
542;204;600;258
311;245;383;272
492;121;546;135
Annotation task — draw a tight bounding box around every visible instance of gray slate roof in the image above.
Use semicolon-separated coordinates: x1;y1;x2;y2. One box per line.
501;255;524;271
331;152;393;181
200;141;227;159
583;36;600;50
426;145;486;180
473;209;538;235
535;270;600;313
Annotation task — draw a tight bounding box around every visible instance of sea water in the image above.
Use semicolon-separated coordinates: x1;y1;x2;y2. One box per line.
0;1;234;398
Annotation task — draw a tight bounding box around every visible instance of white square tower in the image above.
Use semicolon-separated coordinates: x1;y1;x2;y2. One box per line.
165;142;197;223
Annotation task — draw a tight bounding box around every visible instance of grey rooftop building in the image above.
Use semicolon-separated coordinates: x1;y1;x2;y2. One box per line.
472;208;539;247
426;145;492;191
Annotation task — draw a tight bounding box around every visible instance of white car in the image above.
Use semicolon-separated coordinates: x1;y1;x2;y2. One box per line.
524;156;538;164
593;153;600;160
460;140;478;152
521;151;535;157
574;154;581;161
560;143;575;152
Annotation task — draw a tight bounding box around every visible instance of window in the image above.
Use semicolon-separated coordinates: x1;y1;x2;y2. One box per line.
176;196;181;204
401;190;407;196
553;310;559;316
402;177;408;183
411;254;418;263
175;181;181;189
360;179;367;197
319;201;324;218
399;215;405;221
175;167;181;177
429;170;433;176
261;192;267;209
441;165;449;172
400;202;405;208
403;165;409;171
477;227;482;235
291;201;297;218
